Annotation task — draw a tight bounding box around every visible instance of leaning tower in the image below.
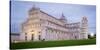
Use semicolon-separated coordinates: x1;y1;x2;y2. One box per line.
81;16;88;39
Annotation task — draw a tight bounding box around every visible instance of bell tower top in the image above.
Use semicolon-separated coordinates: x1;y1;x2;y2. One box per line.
82;16;88;22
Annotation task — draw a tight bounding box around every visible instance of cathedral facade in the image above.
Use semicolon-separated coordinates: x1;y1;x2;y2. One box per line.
20;6;88;41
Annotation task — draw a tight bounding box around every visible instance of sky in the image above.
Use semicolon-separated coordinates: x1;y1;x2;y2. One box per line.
11;1;96;34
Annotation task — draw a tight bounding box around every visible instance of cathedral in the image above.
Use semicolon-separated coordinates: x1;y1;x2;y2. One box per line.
20;6;88;41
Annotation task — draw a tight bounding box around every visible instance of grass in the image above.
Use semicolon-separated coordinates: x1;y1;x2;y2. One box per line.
10;39;96;49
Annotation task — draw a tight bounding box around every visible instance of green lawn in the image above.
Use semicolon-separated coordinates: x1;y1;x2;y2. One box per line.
10;39;96;49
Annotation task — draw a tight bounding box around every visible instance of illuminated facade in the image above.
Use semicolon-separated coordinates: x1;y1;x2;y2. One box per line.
20;6;88;41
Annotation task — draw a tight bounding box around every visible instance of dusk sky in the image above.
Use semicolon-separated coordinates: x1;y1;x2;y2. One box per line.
11;1;96;34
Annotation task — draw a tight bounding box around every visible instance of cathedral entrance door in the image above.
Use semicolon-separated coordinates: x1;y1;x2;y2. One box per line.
31;34;34;41
38;35;41;40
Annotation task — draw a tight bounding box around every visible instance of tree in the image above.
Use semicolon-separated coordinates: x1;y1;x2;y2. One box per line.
88;34;91;39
